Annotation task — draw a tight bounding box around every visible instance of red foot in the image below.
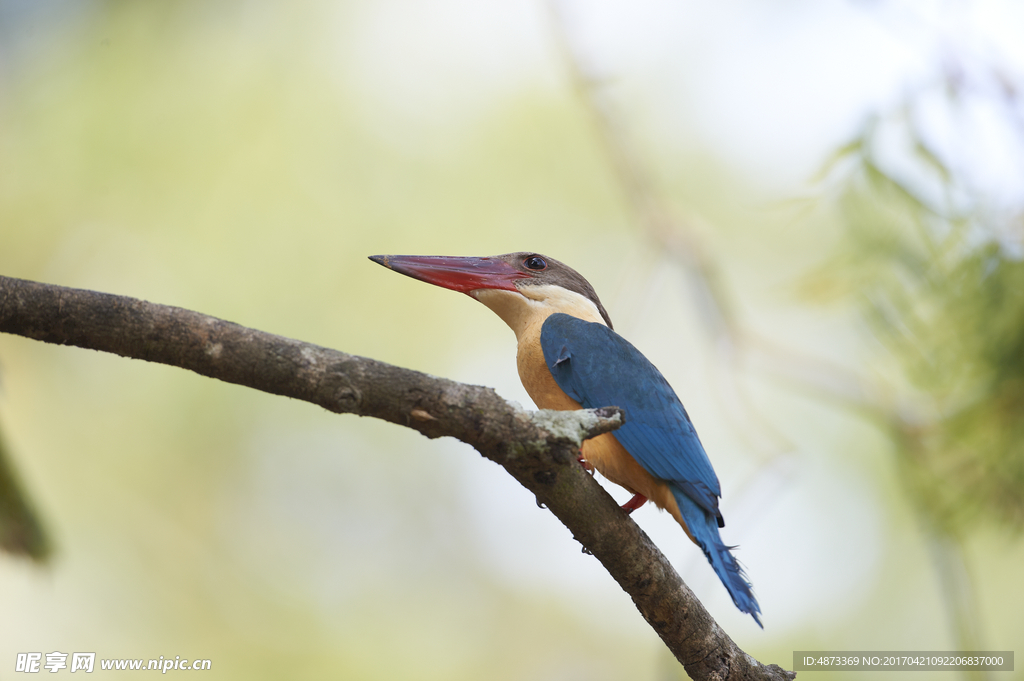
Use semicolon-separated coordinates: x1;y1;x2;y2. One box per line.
621;494;647;514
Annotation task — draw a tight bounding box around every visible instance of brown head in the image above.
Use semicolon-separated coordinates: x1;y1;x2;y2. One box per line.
369;252;613;331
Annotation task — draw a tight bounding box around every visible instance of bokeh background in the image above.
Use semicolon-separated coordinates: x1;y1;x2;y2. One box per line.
1;1;1022;679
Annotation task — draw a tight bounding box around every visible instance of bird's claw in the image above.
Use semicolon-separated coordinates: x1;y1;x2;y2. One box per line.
621;493;647;514
576;454;594;474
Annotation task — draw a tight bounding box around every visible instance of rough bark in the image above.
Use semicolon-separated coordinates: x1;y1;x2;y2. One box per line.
0;274;793;681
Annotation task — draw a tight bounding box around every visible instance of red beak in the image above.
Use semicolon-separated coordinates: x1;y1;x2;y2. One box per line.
369;254;527;294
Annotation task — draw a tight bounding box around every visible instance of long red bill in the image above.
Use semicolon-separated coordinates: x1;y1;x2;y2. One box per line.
368;254;526;294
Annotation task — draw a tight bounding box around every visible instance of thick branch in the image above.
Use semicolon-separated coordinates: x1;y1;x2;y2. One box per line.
0;274;792;680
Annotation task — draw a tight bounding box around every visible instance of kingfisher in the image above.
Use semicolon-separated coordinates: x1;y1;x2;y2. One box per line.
369;251;761;626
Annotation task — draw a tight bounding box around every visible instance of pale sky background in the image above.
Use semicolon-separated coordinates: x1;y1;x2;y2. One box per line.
341;0;1024;197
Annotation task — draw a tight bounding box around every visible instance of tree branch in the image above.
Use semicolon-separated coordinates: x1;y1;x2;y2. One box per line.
0;274;793;681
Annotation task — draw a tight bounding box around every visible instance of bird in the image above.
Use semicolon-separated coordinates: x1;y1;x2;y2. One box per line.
369;251;761;626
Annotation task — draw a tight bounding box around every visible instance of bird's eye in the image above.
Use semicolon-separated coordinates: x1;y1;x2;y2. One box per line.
523;256;547;271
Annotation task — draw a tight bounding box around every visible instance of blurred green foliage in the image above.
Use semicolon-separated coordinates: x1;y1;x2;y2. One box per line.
0;421;51;560
819;103;1024;537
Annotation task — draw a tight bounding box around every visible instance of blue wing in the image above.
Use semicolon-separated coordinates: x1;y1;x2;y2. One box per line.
540;313;761;626
540;313;722;518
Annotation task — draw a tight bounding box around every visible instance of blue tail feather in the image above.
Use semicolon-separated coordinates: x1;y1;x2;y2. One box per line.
671;485;762;628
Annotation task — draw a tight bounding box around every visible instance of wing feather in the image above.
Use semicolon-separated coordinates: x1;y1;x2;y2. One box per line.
540;313;722;519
